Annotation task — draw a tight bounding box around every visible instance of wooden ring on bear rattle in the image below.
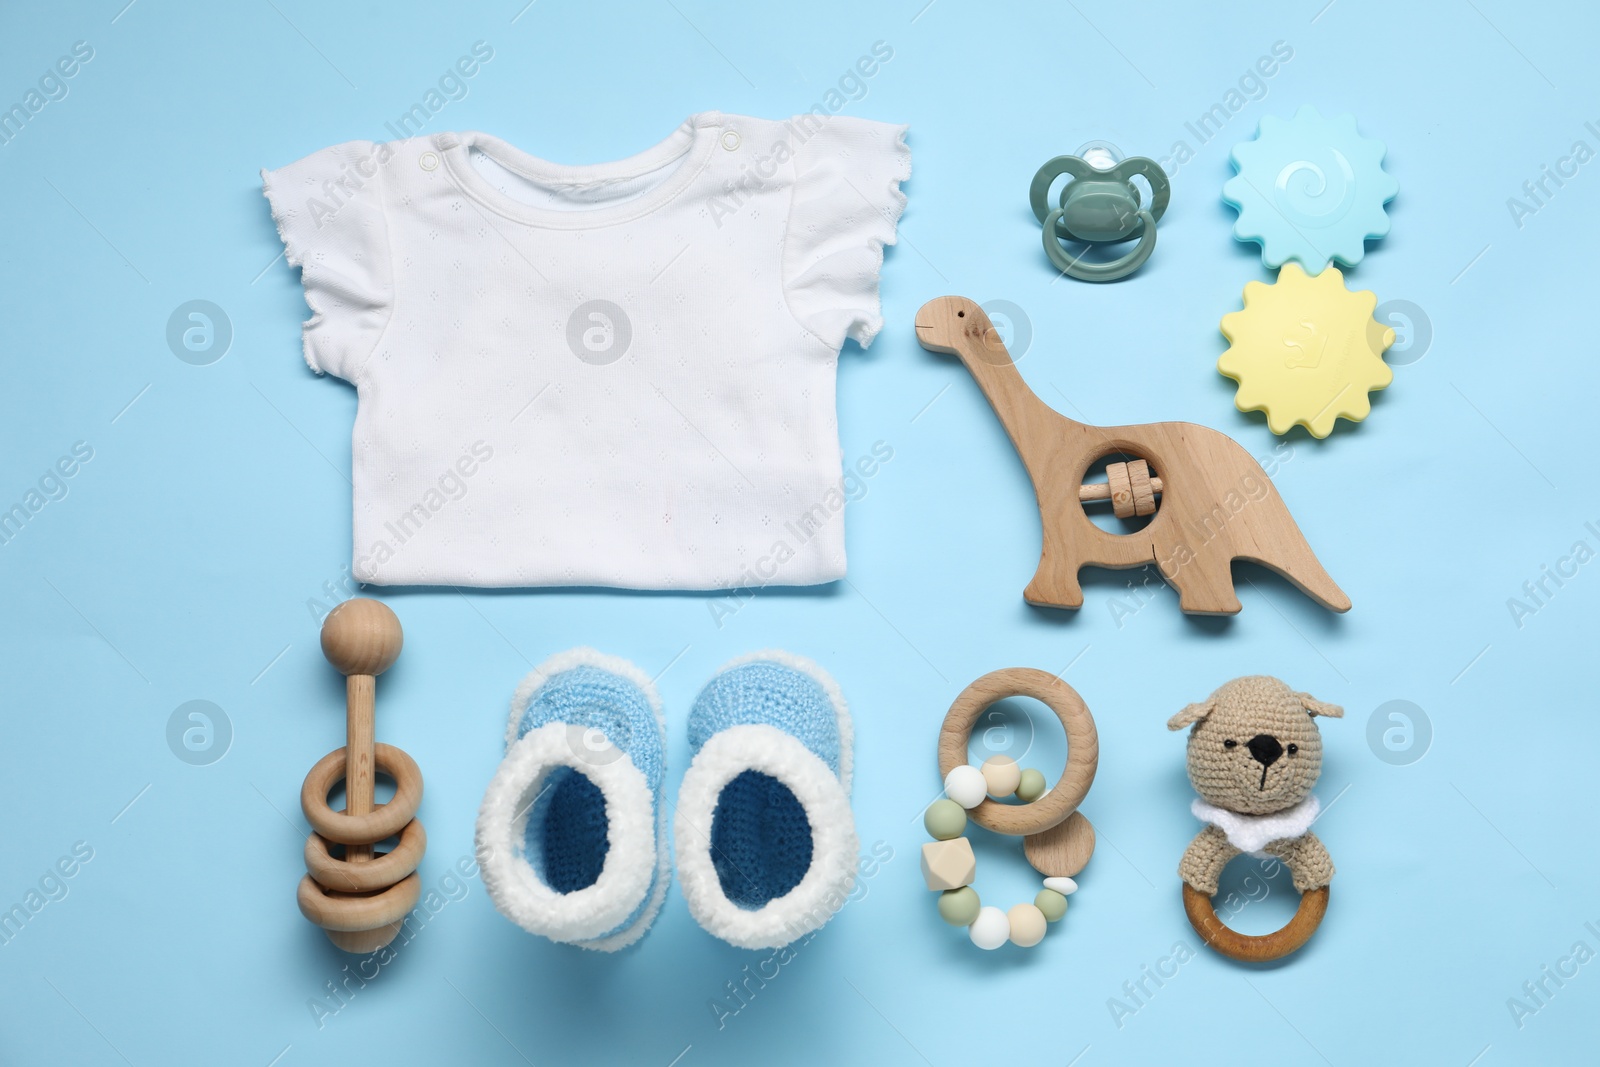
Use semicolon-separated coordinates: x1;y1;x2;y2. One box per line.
301;743;424;845
938;668;1098;837
1182;883;1329;963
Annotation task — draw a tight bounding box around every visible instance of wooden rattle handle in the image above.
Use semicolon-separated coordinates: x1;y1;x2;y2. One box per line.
342;673;378;865
321;597;402;866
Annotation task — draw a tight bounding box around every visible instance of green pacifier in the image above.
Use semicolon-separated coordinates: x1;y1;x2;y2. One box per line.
1030;142;1170;282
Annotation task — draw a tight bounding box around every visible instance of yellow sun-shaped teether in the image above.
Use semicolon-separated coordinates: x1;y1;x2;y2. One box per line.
1219;263;1394;438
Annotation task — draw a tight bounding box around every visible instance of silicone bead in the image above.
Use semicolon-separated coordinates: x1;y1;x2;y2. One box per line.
980;755;1021;798
969;906;1011;950
938;887;981;927
1015;768;1046;803
1043;876;1079;896
943;765;988;809
923;799;968;841
1008;903;1048;947
1034;889;1068;922
921;839;977;891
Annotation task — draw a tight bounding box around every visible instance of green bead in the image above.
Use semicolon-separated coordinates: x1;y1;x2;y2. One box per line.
1015;768;1047;803
923;799;967;841
1035;889;1068;922
938;887;981;926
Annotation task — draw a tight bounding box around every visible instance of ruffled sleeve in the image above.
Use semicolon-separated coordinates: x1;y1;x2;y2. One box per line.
261;141;393;381
783;117;910;350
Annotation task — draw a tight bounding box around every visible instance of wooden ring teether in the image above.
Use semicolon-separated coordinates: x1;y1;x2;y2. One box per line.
1182;883;1329;963
938;668;1098;837
296;599;426;954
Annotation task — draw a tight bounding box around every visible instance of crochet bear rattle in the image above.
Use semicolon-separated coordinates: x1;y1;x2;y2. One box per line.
1168;676;1341;962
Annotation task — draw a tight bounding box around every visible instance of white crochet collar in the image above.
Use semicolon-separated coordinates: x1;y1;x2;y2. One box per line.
1191;795;1320;855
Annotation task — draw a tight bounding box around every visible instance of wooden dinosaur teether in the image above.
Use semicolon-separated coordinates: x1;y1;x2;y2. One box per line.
914;296;1350;616
296;599;426;953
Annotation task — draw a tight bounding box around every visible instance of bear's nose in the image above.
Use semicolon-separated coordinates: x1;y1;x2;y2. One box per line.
1247;734;1283;767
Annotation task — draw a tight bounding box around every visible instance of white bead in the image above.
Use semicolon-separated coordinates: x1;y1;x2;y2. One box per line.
1043;876;1079;896
944;765;988;809
969;906;1010;950
980;755;1021;798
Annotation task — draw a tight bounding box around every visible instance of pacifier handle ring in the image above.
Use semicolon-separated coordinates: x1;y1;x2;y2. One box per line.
1042;207;1158;282
1028;155;1092;225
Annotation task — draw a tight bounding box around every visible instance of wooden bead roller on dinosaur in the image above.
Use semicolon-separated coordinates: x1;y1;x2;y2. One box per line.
914;296;1350;616
296;599;426;953
1079;459;1162;518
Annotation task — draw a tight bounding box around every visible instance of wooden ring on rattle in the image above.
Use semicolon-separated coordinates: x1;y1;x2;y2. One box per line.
301;743;424;845
297;870;422;933
938;668;1098;837
304;817;427;894
1182;883;1329;963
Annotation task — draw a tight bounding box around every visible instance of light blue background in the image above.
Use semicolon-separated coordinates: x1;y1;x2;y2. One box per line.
1;1;1595;1064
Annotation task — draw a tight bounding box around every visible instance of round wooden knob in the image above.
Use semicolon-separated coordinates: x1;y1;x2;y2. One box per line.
321;598;403;677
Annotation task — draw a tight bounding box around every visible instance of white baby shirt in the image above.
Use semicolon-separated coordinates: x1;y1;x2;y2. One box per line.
263;112;909;589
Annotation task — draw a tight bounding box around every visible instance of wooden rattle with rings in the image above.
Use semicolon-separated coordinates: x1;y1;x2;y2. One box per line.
296;599;426;954
920;668;1099;950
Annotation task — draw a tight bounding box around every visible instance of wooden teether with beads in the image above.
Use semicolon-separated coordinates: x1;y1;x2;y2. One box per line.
922;669;1101;951
296;599;425;954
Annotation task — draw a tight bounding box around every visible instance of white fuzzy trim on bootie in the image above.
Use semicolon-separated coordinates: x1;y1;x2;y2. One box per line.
476;722;660;949
675;724;857;950
1191;795;1321;856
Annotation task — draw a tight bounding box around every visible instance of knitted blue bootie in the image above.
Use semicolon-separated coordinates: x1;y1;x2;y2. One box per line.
675;652;857;949
476;649;667;951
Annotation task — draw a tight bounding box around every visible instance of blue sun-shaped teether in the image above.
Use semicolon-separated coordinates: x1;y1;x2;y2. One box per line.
1222;106;1398;274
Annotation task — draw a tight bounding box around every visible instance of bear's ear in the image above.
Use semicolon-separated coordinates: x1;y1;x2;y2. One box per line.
1298;692;1343;718
1167;699;1214;731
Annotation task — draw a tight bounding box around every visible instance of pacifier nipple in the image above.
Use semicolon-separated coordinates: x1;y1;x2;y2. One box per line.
1076;140;1123;171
